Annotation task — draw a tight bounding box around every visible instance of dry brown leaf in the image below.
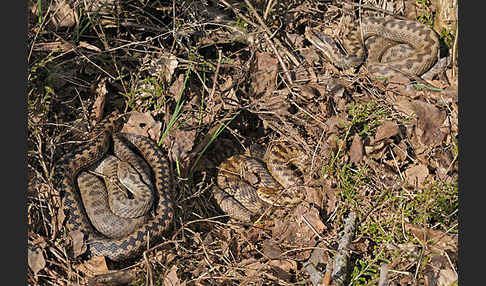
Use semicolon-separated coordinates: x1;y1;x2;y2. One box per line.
78;41;102;52
404;223;458;252
121;111;162;142
77;256;109;277
393;98;415;116
374;121;400;142
69;230;87;258
435;268;458;286
324;184;338;215
164;265;182;286
325;115;348;135
306;186;325;209
240;260;266;277
169;73;185;101
349;133;364;163
32;41;75;52
410;100;446;146
262;240;283;259
250;52;279;97
92;78;108;123
50;0;78;28
28;246;46;275
144;53;179;83
87;269;138;286
268;259;297;281
388;74;416;97
297;204;326;234
404;164;430;187
392;140;408;161
161;129;196;163
272;203;325;260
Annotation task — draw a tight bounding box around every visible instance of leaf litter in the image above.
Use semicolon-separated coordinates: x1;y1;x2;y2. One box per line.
28;0;458;285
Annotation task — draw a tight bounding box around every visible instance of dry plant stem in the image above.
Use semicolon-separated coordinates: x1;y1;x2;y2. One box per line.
265;33;293;84
452;25;458;78
303;212;357;286
302;215;324;240
242;0;301;66
264;0;275;20
210;49;223;99
303;262;324;286
217;0;257;27
237;0;293;83
331;211;357;286
378;263;389;286
344;2;408;19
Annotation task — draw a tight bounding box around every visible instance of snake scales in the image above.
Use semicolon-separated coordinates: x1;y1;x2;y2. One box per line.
58;114;174;261
213;141;307;222
304;16;439;78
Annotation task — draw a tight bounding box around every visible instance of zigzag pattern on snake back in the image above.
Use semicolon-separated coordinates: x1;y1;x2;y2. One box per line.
304;16;439;78
58;114;174;261
213;141;307;222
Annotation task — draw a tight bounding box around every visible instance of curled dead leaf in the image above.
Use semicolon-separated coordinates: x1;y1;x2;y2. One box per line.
47;0;78;28
169;73;186;101
240;259;267;278
143;53;179;83
121;111;162;142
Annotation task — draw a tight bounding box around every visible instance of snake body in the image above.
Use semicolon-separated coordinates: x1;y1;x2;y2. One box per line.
213;141;306;222
304;16;439;77
59;115;174;261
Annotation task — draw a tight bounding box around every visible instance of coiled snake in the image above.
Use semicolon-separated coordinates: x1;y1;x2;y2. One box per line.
213;141;307;222
58;114;174;261
304;16;439;78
